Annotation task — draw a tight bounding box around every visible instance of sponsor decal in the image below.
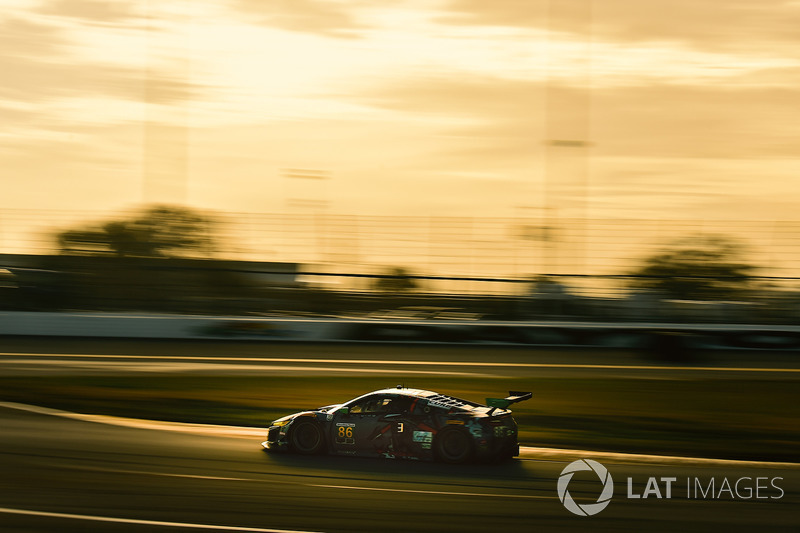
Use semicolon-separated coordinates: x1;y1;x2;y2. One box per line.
412;431;433;449
335;423;355;445
412;431;433;443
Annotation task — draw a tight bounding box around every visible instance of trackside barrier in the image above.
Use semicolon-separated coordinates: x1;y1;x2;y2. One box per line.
1;311;800;350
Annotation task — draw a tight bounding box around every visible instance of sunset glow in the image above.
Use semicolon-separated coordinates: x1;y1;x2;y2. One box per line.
3;0;799;233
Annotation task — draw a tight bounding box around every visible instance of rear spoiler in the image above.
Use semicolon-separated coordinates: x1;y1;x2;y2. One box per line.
485;391;532;415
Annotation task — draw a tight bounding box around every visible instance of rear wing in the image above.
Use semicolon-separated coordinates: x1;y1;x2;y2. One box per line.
485;391;532;415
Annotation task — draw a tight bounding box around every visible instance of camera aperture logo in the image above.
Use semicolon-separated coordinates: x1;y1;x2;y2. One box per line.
557;459;614;516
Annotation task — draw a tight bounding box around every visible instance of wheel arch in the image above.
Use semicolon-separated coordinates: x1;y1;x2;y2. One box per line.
288;416;327;455
433;426;475;464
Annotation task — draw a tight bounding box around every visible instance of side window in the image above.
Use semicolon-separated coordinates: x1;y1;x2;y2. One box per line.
386;396;411;414
365;397;393;413
347;397;370;414
348;396;409;414
348;396;388;414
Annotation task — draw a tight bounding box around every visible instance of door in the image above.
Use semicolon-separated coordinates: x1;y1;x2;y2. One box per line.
330;394;408;457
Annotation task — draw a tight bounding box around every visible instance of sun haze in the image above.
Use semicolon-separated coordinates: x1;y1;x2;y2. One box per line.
2;0;799;264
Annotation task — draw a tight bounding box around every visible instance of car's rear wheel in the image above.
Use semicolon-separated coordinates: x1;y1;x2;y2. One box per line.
434;428;473;464
289;419;324;455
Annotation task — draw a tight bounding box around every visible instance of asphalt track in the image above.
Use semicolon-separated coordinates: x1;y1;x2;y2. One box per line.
0;403;797;533
0;338;798;532
1;337;799;378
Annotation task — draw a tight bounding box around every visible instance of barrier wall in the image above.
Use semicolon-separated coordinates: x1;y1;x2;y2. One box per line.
1;311;800;350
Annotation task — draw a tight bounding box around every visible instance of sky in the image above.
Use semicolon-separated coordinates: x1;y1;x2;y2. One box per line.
2;0;800;229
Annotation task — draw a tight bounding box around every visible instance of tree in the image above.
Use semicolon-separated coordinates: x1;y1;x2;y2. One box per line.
57;205;216;258
50;205;243;312
372;267;419;293
627;234;756;300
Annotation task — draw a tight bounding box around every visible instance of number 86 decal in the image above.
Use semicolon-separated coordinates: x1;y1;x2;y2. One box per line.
336;424;355;444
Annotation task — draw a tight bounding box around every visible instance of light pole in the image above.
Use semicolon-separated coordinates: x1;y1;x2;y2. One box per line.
542;0;593;279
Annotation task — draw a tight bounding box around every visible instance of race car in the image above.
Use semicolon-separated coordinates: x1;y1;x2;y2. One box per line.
262;386;531;463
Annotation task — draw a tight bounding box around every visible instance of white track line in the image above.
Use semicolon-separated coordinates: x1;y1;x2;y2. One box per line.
0;359;478;376
1;352;798;373
516;447;800;469
0;401;264;437
308;484;551;499
66;465;552;501
0;506;321;532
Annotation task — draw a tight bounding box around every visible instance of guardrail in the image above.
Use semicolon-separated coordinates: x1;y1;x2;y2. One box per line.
2;311;800;351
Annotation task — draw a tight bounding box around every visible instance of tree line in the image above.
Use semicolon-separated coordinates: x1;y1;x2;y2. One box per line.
53;204;757;301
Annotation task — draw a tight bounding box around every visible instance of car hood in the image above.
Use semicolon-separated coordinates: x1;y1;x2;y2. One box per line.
271;404;341;425
271;411;311;424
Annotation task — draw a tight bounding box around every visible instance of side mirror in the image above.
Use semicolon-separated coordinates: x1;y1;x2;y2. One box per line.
339;406;349;415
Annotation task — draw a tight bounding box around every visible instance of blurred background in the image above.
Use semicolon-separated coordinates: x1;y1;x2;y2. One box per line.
2;206;800;324
2;0;799;324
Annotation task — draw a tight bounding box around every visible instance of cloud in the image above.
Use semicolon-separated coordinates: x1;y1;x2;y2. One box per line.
590;84;800;159
38;0;142;25
0;15;70;58
0;8;208;141
358;71;800;160
361;75;540;119
233;0;367;38
0;52;197;106
3;0;797;223
0;120;146;214
441;0;800;52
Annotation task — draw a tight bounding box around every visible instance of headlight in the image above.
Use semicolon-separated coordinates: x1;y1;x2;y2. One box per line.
272;419;291;427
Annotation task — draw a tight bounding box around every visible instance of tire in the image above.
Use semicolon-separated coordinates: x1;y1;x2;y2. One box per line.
289;419;325;455
434;428;474;464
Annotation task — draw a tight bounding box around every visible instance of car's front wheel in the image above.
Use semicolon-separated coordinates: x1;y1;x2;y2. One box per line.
289;419;325;455
434;428;474;464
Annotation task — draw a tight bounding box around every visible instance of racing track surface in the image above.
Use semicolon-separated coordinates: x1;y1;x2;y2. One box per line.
0;404;797;533
1;337;800;378
0;338;798;532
